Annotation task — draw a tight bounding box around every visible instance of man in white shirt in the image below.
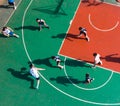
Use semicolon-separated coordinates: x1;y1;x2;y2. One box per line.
29;64;45;89
93;53;102;67
1;27;19;38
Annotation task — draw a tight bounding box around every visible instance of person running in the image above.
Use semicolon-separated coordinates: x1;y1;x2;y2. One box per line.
1;26;19;38
8;0;16;9
29;64;45;89
51;56;64;69
78;27;90;42
85;73;94;83
93;53;102;67
36;18;49;31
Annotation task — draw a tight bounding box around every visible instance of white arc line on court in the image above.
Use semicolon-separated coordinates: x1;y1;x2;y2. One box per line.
22;0;120;105
38;71;120;106
64;57;113;90
88;14;119;32
22;0;33;62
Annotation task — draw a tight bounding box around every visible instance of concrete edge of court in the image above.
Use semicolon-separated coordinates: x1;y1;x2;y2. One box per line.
0;0;22;29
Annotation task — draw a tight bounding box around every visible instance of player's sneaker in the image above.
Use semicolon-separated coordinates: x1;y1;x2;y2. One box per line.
14;6;16;10
15;35;19;38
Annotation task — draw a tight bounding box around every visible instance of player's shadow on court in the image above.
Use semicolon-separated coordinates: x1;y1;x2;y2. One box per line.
81;0;103;6
87;2;103;6
32;8;67;16
14;26;39;31
65;59;91;68
101;53;120;63
32;0;67;15
7;68;35;89
52;33;85;41
52;33;66;39
32;57;58;68
81;0;89;3
0;5;8;8
0;33;8;38
0;5;14;9
50;76;85;86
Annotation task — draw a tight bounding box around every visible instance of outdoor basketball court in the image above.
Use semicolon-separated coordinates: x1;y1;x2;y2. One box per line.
0;0;120;106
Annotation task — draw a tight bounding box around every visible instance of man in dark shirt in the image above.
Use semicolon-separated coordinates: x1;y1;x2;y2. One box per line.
8;0;16;9
78;27;90;42
36;18;49;31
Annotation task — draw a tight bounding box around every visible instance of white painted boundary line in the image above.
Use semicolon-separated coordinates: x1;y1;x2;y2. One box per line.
0;0;23;29
22;0;120;105
58;0;82;54
64;57;113;91
22;0;33;62
60;53;120;75
58;1;120;75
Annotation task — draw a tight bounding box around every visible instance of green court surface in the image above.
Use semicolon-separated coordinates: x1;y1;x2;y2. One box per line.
0;0;120;106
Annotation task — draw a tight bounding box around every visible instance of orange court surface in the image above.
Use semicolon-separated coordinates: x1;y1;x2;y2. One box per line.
59;1;120;73
1;0;120;106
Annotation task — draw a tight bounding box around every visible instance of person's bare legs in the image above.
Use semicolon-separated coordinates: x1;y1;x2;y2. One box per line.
36;80;40;89
13;34;19;38
85;34;90;42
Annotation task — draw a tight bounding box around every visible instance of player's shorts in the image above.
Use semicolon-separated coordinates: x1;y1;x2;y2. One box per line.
39;22;44;25
8;2;14;5
80;31;86;36
9;31;14;36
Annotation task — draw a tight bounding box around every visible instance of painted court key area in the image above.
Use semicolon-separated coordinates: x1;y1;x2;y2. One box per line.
59;2;120;72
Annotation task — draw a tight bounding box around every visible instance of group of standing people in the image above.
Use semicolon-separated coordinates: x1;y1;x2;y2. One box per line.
29;52;103;88
29;47;102;88
0;23;102;88
78;26;103;83
0;12;50;89
0;0;103;88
